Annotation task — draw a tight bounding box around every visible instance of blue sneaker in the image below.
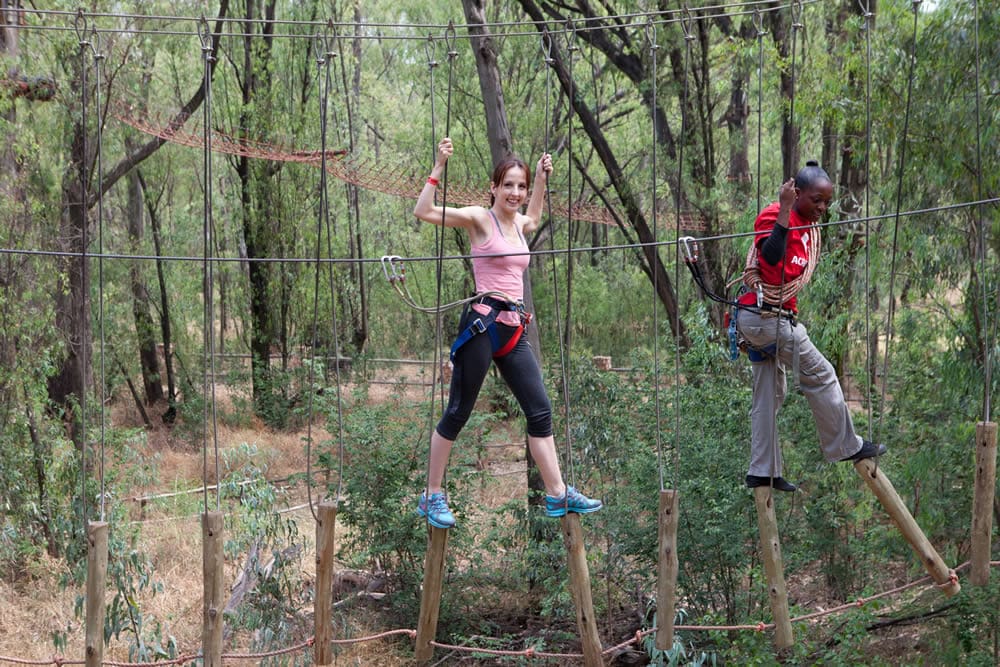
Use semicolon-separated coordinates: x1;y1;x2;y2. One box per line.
545;486;603;518
417;491;456;529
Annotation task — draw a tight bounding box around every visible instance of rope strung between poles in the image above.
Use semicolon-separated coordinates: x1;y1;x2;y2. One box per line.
645;19;666;492
198;16;222;513
875;0;921;449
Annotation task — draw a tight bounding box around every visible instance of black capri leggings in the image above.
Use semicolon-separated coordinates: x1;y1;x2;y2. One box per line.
435;311;552;441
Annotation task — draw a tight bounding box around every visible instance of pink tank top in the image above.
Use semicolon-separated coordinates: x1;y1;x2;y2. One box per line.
471;211;530;326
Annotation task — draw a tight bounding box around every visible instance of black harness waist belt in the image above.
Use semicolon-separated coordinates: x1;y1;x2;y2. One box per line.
450;295;532;361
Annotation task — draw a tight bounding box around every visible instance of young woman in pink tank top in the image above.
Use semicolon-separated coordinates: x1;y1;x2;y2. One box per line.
410;137;602;529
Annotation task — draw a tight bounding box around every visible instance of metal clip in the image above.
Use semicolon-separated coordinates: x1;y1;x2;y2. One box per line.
381;255;405;284
679;236;699;264
755;285;764;308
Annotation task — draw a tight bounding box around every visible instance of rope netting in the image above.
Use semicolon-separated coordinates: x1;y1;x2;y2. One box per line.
111;103;708;230
1;561;993;666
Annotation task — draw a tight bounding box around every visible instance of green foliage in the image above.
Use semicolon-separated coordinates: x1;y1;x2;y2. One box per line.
221;443;310;655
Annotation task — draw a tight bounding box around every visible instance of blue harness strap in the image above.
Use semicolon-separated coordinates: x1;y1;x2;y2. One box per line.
450;298;527;361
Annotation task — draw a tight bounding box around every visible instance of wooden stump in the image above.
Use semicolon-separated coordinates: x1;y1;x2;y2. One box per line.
655;490;679;651
314;502;338;664
561;514;603;667
970;422;997;586
753;488;793;649
592;356;612;371
85;522;109;667
415;526;449;662
202;511;225;667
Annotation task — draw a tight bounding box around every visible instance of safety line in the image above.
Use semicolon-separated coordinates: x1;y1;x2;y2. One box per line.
198;17;222;513
647;19;665;493
72;9;94;529
875;1;921;450
972;0;992;422
1;197;996;267
9;2;818;41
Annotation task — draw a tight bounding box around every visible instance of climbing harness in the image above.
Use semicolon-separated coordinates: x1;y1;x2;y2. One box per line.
449;295;532;361
680;235;800;376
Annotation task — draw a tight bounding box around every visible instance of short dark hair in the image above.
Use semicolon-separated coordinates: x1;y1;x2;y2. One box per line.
794;160;831;190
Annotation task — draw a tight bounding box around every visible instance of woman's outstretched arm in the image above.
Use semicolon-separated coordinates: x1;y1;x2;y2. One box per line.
413;137;481;229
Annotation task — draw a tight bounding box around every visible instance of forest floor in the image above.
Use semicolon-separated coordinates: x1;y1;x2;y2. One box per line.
0;363;955;665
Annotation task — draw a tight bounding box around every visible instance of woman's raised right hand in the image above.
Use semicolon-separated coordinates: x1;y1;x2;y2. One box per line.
436;137;453;166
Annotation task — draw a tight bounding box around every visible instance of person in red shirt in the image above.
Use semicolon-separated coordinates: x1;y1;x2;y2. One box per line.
736;161;886;492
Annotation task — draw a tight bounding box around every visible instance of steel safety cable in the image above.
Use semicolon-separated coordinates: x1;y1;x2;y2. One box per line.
199;17;222;512
674;11;698;491
419;32;439;507
766;0;802;489
324;28;349;506
303;31;333;523
875;1;921;449
12;2;809;42
645;19;667;492
88;26;109;522
860;0;874;442
542;22;578;485
754;8;765;213
972;0;992;422
433;22;459;486
74;10;91;526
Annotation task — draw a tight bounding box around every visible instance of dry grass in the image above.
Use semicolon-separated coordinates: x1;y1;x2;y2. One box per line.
0;371;536;664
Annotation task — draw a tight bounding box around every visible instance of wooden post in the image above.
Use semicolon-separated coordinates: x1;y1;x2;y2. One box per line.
753;488;793;649
314;502;338;664
202;511;225;667
854;459;961;596
561;514;603;667
84;521;109;667
414;526;449;662
655;490;679;651
970;422;997;586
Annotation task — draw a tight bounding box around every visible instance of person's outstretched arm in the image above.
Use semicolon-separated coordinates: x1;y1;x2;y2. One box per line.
521;152;553;234
413;137;481;229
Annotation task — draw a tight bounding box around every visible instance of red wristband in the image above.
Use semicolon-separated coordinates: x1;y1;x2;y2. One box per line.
427;177;439;187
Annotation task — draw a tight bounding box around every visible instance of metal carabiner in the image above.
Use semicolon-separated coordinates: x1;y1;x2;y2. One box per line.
679;236;699;264
381;255;405;284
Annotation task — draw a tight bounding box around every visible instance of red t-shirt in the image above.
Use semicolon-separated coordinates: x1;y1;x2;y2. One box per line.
737;202;813;312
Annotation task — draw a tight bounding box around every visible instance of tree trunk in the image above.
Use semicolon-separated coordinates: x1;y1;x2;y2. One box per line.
140;171;178;414
461;0;514;166
126;161;163;405
48;2;228;436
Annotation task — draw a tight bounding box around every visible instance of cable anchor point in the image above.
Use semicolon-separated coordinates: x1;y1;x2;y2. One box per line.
644;17;658;52
680;236;699;264
540;29;555;66
424;34;439;70
445;20;458;59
